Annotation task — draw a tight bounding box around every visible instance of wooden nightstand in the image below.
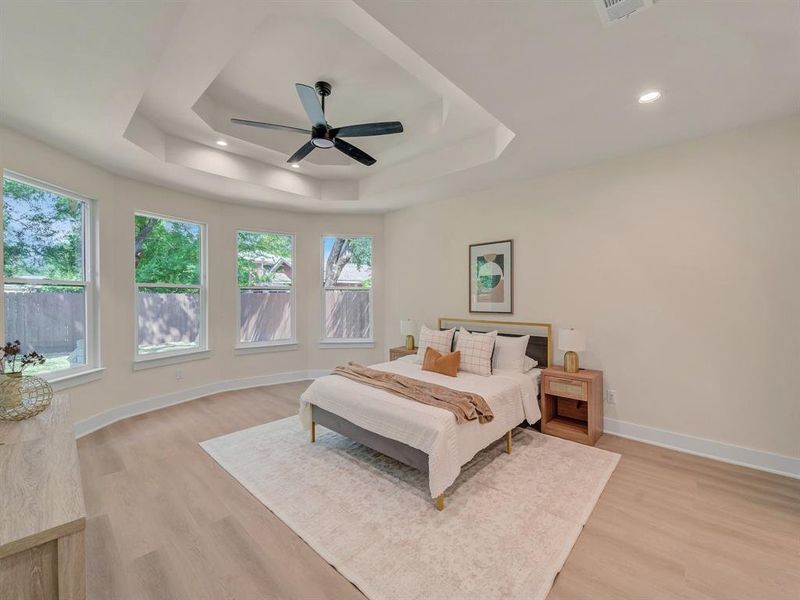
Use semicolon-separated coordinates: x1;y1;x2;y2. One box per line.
389;346;417;361
540;366;603;446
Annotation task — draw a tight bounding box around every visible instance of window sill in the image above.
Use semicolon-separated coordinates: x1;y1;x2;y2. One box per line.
318;340;375;349
45;367;106;391
235;342;299;355
133;349;210;371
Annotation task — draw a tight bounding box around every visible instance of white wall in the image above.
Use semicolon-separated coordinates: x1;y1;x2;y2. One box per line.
384;115;800;459
0;125;384;423
3;116;798;463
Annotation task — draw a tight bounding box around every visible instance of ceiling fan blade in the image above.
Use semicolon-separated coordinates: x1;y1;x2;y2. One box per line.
330;121;403;138
295;83;326;127
230;118;310;135
287;141;315;164
334;138;376;166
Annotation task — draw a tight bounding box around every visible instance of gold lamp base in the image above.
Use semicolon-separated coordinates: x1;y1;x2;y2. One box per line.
405;334;415;351
563;351;580;373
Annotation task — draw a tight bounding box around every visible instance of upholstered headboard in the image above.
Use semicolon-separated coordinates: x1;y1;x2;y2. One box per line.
438;317;552;368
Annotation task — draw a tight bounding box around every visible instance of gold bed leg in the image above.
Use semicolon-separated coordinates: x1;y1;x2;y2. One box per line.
435;494;445;511
311;420;316;443
506;430;512;454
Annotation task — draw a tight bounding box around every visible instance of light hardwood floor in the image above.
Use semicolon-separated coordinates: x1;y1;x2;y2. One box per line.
77;381;800;600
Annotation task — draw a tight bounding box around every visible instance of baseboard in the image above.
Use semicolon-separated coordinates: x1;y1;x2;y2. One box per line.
74;373;798;480
604;417;799;479
73;369;331;438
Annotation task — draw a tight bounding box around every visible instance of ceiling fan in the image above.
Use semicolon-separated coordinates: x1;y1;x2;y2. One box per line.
231;81;403;167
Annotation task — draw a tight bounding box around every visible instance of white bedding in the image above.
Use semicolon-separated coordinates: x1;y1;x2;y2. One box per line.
298;356;541;498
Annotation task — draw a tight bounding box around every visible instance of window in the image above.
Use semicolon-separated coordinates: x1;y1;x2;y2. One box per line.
2;174;97;376
321;236;372;343
237;230;295;347
135;213;206;359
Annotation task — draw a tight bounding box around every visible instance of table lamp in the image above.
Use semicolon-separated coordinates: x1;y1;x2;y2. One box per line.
400;319;418;351
558;328;586;373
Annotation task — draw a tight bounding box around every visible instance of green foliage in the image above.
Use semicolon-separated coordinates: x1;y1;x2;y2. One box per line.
3;178;83;280
237;231;292;287
323;237;372;288
135;215;201;285
348;237;372;269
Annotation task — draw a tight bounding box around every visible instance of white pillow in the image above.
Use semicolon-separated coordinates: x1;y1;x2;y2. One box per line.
455;327;497;376
415;325;456;363
524;356;538;372
492;335;530;372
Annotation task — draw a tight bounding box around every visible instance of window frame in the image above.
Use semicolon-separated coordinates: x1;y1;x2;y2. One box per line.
133;210;208;365
2;171;101;383
235;228;297;350
319;234;374;347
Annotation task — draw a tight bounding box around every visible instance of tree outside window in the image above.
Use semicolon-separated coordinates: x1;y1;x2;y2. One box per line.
322;236;372;341
237;231;295;345
3;176;93;375
135;214;205;356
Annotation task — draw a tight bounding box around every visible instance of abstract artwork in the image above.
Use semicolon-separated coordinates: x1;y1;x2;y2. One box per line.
469;240;513;313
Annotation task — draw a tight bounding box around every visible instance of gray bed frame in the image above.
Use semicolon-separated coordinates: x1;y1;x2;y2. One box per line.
310;318;552;510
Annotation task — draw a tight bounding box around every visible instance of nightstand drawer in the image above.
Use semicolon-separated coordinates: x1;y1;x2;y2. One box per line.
544;376;588;401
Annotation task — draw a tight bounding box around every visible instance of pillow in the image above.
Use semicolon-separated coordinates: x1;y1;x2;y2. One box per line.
454;327;497;376
492;334;530;372
524;356;539;372
421;347;460;377
415;325;456;364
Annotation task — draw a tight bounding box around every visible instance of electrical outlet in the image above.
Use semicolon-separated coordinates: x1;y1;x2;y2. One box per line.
607;389;617;405
175;368;184;380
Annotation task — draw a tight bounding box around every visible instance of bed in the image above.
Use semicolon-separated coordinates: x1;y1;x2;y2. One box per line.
299;318;552;510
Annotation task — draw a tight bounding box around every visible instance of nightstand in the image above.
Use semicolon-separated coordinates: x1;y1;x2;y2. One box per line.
389;346;417;361
540;366;603;446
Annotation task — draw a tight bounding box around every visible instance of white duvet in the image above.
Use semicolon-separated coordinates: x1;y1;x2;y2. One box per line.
299;356;541;498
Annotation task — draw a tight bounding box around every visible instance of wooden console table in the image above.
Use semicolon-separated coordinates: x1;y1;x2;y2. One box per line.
0;395;86;599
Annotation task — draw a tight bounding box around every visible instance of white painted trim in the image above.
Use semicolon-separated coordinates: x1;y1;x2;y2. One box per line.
48;367;105;391
132;349;210;371
74;369;331;438
234;343;298;355
604;417;799;479
72;368;798;481
318;340;375;349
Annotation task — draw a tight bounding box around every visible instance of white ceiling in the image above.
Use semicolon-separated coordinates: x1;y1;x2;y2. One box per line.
1;0;798;213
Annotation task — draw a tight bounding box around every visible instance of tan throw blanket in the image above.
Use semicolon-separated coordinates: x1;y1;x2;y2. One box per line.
331;362;493;424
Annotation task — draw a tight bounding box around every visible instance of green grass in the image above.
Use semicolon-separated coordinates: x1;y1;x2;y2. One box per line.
137;341;199;355
7;353;73;376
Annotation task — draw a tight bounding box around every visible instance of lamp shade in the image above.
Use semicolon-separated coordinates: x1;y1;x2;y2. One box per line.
558;328;586;352
400;319;418;337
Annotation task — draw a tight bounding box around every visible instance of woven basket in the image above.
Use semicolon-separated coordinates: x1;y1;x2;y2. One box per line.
0;373;53;421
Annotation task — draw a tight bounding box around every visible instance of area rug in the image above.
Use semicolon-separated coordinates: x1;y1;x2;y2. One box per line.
201;417;620;600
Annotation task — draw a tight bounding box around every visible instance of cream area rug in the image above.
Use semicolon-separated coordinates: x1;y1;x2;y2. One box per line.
201;417;620;600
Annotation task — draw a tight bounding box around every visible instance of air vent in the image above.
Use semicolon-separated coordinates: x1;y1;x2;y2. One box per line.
595;0;655;26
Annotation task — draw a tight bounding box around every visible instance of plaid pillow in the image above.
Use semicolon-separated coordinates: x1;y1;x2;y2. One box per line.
415;326;456;364
455;327;497;376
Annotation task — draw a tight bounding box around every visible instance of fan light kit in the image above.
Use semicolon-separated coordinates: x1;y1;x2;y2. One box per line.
231;81;404;166
215;139;228;146
638;90;662;104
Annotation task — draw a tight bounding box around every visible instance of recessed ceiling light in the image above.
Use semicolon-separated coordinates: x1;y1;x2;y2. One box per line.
290;163;300;168
216;140;228;146
638;90;662;104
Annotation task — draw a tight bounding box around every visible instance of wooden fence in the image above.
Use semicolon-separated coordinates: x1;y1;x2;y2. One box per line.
4;290;85;354
4;288;371;351
324;289;371;339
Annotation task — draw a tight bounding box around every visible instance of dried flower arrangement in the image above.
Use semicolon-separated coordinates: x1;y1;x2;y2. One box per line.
1;340;46;374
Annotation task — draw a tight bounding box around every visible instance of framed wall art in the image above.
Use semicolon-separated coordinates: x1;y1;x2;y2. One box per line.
469;239;512;313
